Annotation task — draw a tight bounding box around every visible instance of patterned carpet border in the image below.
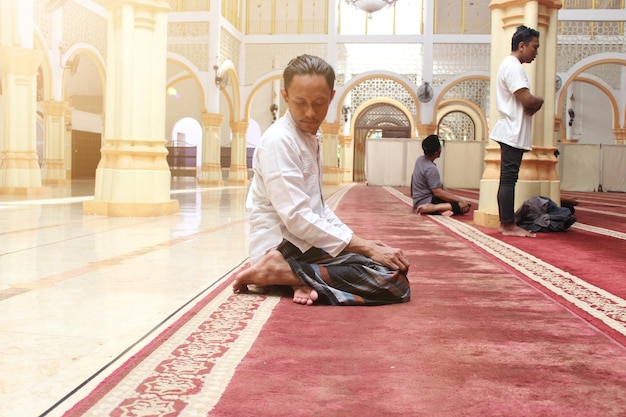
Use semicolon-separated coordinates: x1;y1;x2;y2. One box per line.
384;186;626;339
62;282;281;416
571;223;626;240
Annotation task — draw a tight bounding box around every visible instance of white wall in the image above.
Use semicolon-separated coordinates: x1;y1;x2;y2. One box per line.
72;109;103;133
366;139;485;188
566;81;615;145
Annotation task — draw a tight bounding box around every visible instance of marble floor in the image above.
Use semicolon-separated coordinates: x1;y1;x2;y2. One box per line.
0;179;258;417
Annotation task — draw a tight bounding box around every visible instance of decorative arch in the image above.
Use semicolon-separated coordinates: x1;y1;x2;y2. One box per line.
351;98;414;138
33;30;53;101
166;53;206;113
350;98;413;182
436;99;488;141
216;59;241;122
557;53;626;124
59;43;106;103
244;70;283;121
433;73;490;117
335;71;419;126
556;54;626;141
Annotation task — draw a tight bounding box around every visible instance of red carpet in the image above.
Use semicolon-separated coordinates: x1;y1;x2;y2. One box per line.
211;185;626;416
395;186;626;346
64;185;626;417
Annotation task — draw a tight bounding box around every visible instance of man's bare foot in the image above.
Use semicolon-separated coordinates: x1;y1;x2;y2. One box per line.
499;223;536;237
232;249;302;293
441;210;454;217
292;286;318;305
415;204;433;214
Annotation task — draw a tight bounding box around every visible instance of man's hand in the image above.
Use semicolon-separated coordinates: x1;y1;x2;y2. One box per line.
459;200;471;214
515;88;544;116
346;236;410;272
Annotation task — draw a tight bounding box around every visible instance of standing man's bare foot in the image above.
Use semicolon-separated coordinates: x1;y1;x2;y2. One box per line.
292;286;319;305
232;249;303;293
499;223;536;237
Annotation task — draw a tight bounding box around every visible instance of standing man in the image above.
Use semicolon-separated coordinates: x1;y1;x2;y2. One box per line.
233;54;411;306
490;25;544;237
411;134;471;216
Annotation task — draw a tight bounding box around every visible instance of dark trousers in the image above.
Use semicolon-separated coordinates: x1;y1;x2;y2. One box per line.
497;142;525;223
431;196;462;215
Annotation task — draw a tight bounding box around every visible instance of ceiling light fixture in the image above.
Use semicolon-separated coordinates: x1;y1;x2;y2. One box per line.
344;0;399;18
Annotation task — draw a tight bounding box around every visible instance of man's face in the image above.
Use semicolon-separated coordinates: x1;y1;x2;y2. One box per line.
519;37;540;64
281;74;335;135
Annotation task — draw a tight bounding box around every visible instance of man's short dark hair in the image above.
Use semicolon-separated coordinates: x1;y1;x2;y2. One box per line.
511;25;540;51
422;134;441;156
283;54;335;92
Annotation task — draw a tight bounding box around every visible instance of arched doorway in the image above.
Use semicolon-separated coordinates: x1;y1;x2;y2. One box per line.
438;111;476;141
353;102;411;182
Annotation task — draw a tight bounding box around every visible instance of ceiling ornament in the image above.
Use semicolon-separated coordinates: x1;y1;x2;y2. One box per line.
344;0;399;18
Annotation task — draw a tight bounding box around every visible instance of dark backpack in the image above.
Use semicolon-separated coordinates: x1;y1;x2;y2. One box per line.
515;196;577;232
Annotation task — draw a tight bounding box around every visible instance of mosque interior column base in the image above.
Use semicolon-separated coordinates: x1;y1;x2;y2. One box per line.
473;210;501;228
0;186;50;195
198;162;224;186
0;163;46;194
83;169;179;217
42;160;69;185
473;179;500;228
340;169;352;184
227;165;249;185
322;166;341;186
83;200;179;217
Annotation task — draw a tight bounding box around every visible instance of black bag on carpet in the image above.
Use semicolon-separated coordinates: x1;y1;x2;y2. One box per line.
515;196;577;232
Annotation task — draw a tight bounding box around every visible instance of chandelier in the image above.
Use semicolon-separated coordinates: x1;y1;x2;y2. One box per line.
345;0;399;17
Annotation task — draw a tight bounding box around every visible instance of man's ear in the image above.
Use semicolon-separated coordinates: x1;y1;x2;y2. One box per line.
330;90;336;101
280;88;288;102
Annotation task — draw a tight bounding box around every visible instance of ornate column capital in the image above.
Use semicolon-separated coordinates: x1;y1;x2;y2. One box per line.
230;121;250;134
321;122;341;135
0;46;44;76
42;100;68;116
417;124;437;137
201;112;224;128
613;128;626;144
339;134;353;146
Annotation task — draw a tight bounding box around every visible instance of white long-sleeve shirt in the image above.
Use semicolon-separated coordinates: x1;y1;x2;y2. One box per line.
246;111;353;265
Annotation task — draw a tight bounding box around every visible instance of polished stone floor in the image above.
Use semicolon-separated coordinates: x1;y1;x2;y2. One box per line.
0;179;256;417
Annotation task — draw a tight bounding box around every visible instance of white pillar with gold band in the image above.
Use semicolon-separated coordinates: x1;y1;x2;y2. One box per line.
321;122;341;185
339;134;354;184
199;112;224;185
0;0;44;194
228;121;250;185
0;46;44;193
84;0;178;216
41;100;68;184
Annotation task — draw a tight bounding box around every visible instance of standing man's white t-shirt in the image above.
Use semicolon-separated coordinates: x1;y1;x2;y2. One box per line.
490;55;533;151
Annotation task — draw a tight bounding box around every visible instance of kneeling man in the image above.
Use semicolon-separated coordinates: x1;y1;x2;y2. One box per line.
233;54;411;306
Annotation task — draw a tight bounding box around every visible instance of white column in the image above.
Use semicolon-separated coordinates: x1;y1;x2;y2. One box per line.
83;0;178;216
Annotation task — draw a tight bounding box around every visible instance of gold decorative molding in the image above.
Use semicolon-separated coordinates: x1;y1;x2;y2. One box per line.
201;112;224;127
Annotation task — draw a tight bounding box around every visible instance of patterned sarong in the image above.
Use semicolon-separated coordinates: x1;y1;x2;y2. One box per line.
277;240;411;306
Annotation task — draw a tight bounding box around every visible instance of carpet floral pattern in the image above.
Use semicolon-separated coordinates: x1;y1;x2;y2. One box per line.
64;289;280;417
